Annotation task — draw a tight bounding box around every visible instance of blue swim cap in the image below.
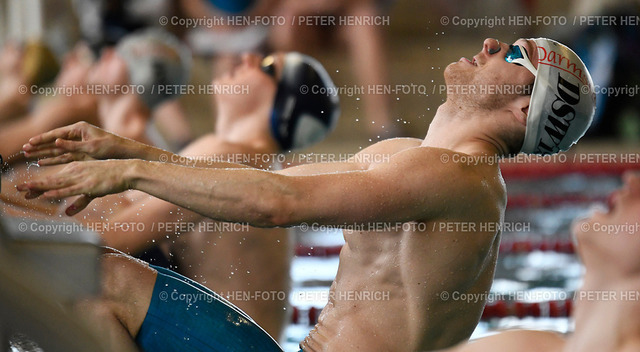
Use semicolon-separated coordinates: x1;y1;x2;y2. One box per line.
270;53;340;150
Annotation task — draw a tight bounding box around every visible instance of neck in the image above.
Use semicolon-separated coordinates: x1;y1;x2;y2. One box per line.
422;101;508;157
215;108;280;154
567;271;640;351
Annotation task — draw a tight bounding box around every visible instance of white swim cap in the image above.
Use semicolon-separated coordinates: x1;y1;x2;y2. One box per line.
116;29;192;109
520;38;596;155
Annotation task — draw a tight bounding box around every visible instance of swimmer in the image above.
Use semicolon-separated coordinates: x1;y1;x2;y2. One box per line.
269;0;397;138
0;41;60;122
441;171;640;352
0;28;190;163
0;42;31;121
21;51;339;339
19;38;595;351
0;29;190;214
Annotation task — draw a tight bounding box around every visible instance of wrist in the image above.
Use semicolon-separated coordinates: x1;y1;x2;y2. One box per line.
124;137;148;159
124;159;148;190
116;137;153;160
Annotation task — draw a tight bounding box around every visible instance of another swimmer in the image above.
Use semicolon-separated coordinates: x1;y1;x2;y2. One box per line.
0;28;190;162
19;38;595;351
441;171;640;352
26;51;339;339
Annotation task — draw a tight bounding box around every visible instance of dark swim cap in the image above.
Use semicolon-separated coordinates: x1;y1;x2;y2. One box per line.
270;53;340;150
207;0;255;14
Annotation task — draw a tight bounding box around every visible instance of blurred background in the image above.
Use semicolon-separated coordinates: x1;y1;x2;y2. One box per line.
1;0;639;351
2;0;638;151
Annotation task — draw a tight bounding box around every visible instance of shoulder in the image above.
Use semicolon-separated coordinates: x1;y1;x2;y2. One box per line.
392;147;506;216
366;146;506;219
382;146;504;186
355;138;423;158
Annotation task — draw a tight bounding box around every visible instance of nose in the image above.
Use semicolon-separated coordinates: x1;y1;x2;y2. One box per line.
483;38;502;55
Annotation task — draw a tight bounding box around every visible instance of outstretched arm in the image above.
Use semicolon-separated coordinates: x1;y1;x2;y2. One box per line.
23;122;254;169
18;145;474;226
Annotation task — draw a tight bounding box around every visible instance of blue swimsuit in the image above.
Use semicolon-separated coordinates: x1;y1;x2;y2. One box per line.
136;265;283;352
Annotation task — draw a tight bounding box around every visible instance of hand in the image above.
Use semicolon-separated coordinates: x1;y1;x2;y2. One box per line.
23;122;133;166
16;160;135;216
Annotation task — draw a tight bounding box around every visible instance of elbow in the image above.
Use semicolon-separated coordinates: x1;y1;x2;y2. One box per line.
254;193;296;228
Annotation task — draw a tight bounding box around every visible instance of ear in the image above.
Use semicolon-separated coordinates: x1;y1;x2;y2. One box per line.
507;95;530;126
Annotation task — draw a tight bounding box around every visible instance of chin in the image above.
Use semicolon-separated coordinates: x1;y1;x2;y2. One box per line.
443;63;456;83
443;63;469;87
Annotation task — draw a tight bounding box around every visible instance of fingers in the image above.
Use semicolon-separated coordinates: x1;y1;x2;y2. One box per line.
24;139;91;164
37;153;91;166
23;141;67;159
27;124;81;147
66;195;94;216
23;141;58;153
55;138;86;152
17;176;95;215
42;184;90;199
17;176;70;194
